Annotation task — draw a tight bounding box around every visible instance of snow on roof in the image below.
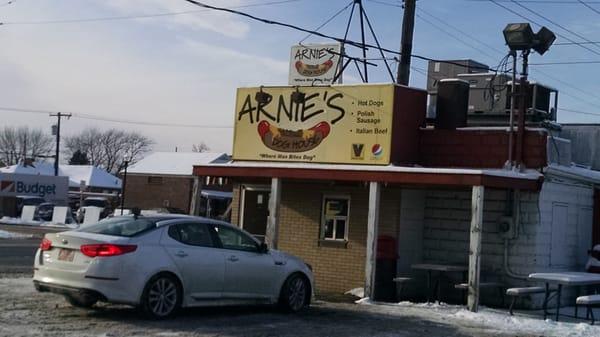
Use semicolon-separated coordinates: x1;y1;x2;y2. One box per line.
199;160;542;180
0;162;121;189
127;152;229;176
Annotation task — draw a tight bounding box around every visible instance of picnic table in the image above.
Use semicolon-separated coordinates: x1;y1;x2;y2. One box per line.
529;272;600;321
411;263;468;303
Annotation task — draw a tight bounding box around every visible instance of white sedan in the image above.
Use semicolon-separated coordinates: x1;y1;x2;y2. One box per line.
33;215;313;318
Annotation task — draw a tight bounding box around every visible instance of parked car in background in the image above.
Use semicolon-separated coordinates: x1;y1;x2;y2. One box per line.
33;215;313;318
16;196;46;217
76;197;113;223
34;203;77;224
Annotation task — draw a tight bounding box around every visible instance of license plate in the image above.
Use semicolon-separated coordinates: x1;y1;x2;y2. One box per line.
58;249;75;262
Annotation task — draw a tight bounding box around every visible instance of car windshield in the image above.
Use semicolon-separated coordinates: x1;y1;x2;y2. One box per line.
83;199;107;207
78;217;157;237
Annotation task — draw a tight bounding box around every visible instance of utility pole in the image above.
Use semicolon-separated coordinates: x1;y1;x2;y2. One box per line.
50;112;71;176
397;0;416;85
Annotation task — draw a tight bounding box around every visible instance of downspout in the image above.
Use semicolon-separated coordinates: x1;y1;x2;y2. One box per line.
503;189;529;280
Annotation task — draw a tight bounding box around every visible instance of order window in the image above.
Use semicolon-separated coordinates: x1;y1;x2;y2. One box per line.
321;197;350;241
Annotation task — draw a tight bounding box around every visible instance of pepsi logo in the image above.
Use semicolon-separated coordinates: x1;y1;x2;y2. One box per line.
371;144;383;157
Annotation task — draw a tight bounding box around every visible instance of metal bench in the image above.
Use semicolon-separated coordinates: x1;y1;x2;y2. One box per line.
506;287;546;315
455;282;505;306
576;294;600;325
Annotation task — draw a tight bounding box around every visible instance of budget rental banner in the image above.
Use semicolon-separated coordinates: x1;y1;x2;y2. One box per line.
232;84;395;165
0;173;69;202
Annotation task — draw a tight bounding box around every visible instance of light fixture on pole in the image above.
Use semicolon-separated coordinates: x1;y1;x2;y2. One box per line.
120;154;131;215
502;23;555;170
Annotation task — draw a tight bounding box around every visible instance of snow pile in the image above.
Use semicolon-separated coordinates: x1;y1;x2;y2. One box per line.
344;287;364;298
357;300;600;337
0;216;77;229
0;229;32;239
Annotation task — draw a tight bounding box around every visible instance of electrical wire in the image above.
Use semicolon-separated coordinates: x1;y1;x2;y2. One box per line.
488;0;600;57
0;107;233;129
299;1;353;44
469;0;600;3
0;0;301;25
181;0;502;73
510;0;600;53
559;107;600;117
531;60;600;65
577;0;600;14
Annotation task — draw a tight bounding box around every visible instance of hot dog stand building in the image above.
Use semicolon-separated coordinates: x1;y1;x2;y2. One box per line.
193;83;600;311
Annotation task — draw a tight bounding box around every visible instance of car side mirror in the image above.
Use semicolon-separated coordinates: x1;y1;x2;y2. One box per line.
259;242;269;253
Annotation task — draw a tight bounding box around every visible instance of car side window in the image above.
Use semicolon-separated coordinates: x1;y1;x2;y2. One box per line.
212;225;258;252
168;223;213;248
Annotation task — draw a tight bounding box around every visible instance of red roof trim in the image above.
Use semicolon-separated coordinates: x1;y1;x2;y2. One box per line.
193;166;542;191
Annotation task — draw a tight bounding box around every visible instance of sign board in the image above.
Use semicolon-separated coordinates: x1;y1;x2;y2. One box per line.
0;173;69;203
232;84;395;165
289;44;341;85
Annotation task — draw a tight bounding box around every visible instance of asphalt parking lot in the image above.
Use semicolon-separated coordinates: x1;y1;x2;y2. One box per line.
0;275;533;337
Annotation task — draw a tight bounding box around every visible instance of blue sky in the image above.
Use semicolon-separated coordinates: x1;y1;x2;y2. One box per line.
0;0;599;153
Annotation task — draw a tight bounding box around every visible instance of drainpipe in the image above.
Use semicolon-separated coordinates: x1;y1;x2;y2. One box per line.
503;189;528;280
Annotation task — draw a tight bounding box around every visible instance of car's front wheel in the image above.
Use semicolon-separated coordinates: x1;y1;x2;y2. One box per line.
279;274;309;312
140;274;181;319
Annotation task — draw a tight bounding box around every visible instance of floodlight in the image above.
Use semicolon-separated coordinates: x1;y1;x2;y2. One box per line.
533;26;556;55
503;23;534;51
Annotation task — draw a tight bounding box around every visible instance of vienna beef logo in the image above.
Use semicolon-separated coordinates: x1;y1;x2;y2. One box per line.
237;89;345;153
0;179;57;197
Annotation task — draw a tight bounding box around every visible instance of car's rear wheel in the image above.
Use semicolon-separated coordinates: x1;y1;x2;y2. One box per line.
65;295;97;308
140;274;181;319
279;274;309;312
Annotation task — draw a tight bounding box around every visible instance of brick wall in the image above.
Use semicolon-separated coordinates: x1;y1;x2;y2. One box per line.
125;174;193;212
419;129;548;169
231;180;401;295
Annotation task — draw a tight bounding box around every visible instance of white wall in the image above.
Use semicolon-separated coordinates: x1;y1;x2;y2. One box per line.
409;179;594;307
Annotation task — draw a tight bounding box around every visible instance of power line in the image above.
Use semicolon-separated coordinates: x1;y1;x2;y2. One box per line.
0;0;301;25
531;60;600;65
488;0;600;57
509;0;600;55
577;0;600;14
0;107;233;129
469;0;600;3
299;1;353;44
555;41;600;45
559;107;600;117
181;0;500;73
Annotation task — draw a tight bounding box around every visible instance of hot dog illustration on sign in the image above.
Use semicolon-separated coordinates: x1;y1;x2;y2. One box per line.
294;60;334;77
257;121;330;152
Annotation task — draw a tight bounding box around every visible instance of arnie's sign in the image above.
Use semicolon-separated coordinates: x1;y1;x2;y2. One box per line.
289;43;341;85
233;84;395;165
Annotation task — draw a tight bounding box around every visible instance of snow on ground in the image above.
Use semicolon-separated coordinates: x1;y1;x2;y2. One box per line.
344;287;365;298
0;217;77;229
357;298;600;337
0;229;32;239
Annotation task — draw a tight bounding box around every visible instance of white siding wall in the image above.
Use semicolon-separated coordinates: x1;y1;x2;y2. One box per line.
404;179;594;307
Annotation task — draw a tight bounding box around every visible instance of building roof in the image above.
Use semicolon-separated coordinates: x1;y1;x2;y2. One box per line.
193;160;543;190
0;162;121;189
127;152;229;177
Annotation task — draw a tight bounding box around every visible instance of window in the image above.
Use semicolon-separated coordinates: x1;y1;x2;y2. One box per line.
212;225;259;252
168;223;213;247
321;197;350;241
79;217;157;237
147;176;163;185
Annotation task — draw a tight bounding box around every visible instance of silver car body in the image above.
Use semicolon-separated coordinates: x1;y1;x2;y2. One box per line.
33;215;314;308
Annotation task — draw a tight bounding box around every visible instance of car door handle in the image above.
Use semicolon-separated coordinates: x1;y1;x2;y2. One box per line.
175;251;188;258
228;255;239;262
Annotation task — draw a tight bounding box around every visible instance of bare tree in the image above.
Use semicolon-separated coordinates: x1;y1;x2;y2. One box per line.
64;128;153;173
192;142;210;153
0;126;53;166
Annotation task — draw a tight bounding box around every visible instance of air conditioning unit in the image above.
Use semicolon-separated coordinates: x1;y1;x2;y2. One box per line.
457;73;511;116
427;59;489;94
